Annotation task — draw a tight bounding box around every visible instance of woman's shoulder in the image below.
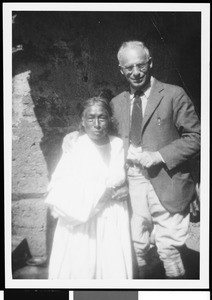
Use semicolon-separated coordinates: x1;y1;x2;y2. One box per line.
70;134;91;152
76;134;124;151
77;134;89;144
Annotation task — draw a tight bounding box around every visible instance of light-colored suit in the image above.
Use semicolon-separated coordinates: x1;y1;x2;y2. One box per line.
110;78;200;214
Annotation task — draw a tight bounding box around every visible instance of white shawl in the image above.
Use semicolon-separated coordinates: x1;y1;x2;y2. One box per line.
45;134;126;226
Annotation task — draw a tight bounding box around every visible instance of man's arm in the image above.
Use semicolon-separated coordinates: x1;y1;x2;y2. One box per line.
158;88;200;170
139;88;200;169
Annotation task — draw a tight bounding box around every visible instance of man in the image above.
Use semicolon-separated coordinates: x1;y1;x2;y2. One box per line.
62;40;200;279
110;41;200;279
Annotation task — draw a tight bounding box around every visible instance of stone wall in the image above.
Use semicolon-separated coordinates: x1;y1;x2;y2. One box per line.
11;11;201;259
12;68;49;257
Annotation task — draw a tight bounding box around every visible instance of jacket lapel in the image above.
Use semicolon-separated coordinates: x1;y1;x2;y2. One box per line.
141;79;165;133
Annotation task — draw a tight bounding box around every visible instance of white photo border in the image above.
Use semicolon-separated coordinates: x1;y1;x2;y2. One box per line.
4;2;210;289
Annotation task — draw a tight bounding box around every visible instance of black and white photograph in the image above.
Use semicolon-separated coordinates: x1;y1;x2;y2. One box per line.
3;3;210;289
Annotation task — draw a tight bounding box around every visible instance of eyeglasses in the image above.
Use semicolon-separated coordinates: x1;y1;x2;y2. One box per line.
120;58;151;73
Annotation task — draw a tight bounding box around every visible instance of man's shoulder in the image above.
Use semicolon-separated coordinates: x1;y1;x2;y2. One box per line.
111;91;128;103
154;78;185;94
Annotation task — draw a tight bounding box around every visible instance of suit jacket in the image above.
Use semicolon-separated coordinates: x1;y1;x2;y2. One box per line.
110;78;201;213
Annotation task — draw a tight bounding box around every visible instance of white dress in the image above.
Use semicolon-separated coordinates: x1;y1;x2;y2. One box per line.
45;134;132;279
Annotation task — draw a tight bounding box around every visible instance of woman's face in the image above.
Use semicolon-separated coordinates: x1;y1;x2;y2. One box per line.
82;104;110;144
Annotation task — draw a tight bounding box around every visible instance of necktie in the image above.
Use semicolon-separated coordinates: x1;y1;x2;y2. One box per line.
130;90;143;146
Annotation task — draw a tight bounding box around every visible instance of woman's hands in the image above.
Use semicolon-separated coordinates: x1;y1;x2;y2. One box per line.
95;185;129;215
112;185;129;202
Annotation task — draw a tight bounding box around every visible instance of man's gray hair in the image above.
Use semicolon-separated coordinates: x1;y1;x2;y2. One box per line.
117;41;151;64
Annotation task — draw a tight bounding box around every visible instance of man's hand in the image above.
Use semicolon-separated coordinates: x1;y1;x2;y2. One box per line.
127;145;142;164
62;131;79;153
139;151;163;168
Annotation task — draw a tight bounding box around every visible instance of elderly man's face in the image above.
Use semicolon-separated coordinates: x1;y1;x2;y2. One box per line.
120;47;152;91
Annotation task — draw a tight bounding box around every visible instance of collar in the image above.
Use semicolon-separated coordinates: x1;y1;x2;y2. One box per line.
130;76;154;100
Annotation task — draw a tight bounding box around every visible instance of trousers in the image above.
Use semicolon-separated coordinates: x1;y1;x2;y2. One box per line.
127;166;190;278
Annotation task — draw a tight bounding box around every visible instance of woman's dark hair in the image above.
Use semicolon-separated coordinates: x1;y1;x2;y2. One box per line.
77;96;113;119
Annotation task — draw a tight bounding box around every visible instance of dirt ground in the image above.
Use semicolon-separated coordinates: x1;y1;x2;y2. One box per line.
12;217;200;280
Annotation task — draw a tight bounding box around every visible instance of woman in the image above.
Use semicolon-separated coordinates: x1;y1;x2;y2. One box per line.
45;96;132;279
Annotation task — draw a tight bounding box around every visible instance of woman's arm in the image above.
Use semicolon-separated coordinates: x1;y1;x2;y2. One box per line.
88;184;129;220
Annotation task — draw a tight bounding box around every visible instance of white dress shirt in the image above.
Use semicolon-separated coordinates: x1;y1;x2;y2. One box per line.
128;77;164;163
130;77;153;118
